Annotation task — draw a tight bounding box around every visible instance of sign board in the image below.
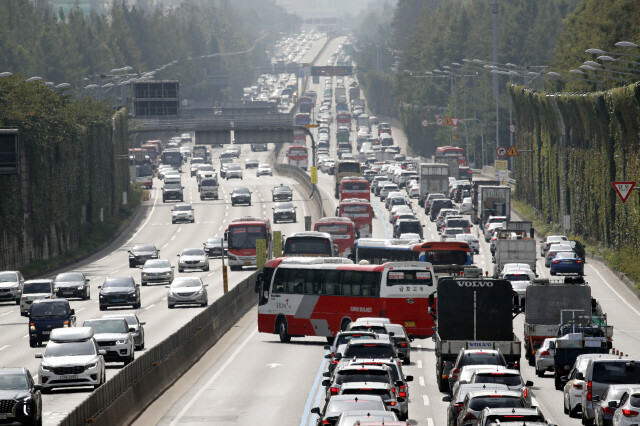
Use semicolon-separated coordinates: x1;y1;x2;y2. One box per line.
0;129;19;175
311;166;318;184
509;123;516;134
612;181;636;203
421;119;429;127
273;231;282;258
451;118;460;128
496;146;507;157
256;239;266;268
506;145;519;157
494;160;509;184
310;66;353;77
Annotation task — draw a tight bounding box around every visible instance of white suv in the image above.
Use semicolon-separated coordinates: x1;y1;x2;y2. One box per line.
36;327;106;392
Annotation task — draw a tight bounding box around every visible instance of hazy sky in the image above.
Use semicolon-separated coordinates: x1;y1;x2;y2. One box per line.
274;0;387;18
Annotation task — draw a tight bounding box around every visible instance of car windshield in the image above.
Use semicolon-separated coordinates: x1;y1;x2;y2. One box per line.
326;399;383;414
258;165;270;169
0;272;17;282
30;302;68;317
276;203;294;210
234;188;250;195
144;260;170;268
337;370;390;384
171;278;202;288
474;373;523;387
461;353;506;366
84;319;128;333
344;345;395;359
103;278;133;288
206;238;223;245
174;205;192;212
592;362;640;383
554;252;578;259
45;340;96;357
0;374;29;390
468;396;524;410
228;165;241;170
275;186;291;192
341;389;390;398
23;282;51;293
133;245;155;252
164;183;182;190
106;315;136;326
182;249;204;256
335;334;375;348
504;274;530;281
198;165;214;172
55;272;83;282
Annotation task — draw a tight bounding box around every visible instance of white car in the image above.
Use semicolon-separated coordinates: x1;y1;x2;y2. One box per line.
379;183;399;201
177;248;209;272
257;164;272;177
455;234;479;254
171;203;194;224
563;354;606;418
441;227;465;241
459;197;472;214
82;318;135;365
36;327;106;392
485;222;504;242
408;183;420;198
611;386;640;425
225;164;243;180
534;338;556;377
196;164;215;183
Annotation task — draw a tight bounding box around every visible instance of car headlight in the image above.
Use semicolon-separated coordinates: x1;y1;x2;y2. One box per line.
197;288;204;295
85;361;99;370
116;339;128;345
168;291;174;296
77;285;84;290
99;294;105;299
41;364;54;372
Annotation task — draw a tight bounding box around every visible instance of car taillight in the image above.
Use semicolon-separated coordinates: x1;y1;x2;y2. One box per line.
587;381;592;401
389;401;396;406
574;383;583;390
540;350;550;357
463;412;477;421
332;359;339;364
577;260;583;264
330;387;339;395
400;342;407;347
553;260;559;264
523;388;528;398
623;409;640;417
322;420;330;425
452;368;461;379
399;391;406;397
603;406;614;415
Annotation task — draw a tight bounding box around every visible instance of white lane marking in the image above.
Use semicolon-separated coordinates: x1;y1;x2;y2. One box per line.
161;297;167;301
419;376;425;387
162;243;169;249
22;334;28;339
144;304;155;310
588;264;640;317
0;310;14;317
427;418;434;426
207;272;215;277
169;329;257;426
126;184;159;244
417;360;423;369
109;270;119;274
177;227;182;233
76;307;85;313
225;212;228;217
170;235;176;241
218;226;224;231
423;395;430;406
0;345;10;351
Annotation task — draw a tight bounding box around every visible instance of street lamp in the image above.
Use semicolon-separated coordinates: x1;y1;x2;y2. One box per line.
26;76;42;82
0;72;13;78
615;41;639;48
55;83;71;89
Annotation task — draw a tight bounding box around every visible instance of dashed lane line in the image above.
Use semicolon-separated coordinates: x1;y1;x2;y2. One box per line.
422;395;430;406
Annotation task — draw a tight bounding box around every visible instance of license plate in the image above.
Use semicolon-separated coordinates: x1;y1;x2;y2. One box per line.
42;331;50;335
244;262;251;266
404;321;416;328
63;291;73;295
61;375;78;380
0;414;8;420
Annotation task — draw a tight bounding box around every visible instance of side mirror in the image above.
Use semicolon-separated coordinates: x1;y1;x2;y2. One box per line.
525;380;534;387
34;353;43;359
99;349;107;356
310;407;320;415
405;375;413;382
171;266;175;269
98;286;102;289
607;400;618;408
395;380;403;387
70;309;75;315
129;327;136;332
322;372;330;377
34;384;43;391
322;380;330;387
86;279;91;282
140;322;146;326
135;284;140;287
397;352;405;359
560;375;570;383
388;331;395;337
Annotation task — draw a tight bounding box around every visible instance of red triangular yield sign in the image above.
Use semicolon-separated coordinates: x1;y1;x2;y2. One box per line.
612;181;636;203
451;118;460;127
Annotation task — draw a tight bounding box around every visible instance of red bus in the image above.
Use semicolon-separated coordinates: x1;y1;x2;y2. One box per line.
225;217;272;270
256;260;436;341
413;241;472;265
435;146;466;165
338;198;373;238
336;112;352;130
286;145;309;170
352;239;472;266
293;128;306;144
340;176;370;201
314;217;356;257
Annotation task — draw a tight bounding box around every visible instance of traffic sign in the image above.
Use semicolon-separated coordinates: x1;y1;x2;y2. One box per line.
443;117;453;126
421;119;429;127
612;181;636;203
496;146;507;157
451;118;460;128
506;145;519;157
256;239;266;268
310;166;318;184
509;123;516;134
273;231;282;258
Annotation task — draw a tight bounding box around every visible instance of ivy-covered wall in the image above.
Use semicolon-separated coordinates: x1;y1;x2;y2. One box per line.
509;83;640;249
0;77;130;270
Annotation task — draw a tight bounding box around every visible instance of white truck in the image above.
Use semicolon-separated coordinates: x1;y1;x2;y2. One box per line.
478;185;511;227
418;163;449;202
493;239;537;277
434;154;459;177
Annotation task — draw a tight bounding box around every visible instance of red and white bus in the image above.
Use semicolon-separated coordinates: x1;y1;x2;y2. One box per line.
338;198;373;238
314;217;356;257
256;260;436;341
225;217;272;270
336;112;352;130
340;176;370;201
293;128;307;144
413;241;472;265
435;146;466;165
286;145;309;170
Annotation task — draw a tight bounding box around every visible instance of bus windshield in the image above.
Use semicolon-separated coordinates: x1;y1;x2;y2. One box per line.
386;270;433;287
420;249;468;265
289;148;307;156
228;225;266;250
284;237;332;256
343;182;368;191
337;162;361;173
316;225;350;235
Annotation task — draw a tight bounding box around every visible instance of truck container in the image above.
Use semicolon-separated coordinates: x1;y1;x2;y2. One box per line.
477;186;511;227
418;163;449;201
348;85;360;101
523;279;592;369
432;276;521;392
433;155;459;177
471;180;500;224
493;239;537;277
191;145;211;163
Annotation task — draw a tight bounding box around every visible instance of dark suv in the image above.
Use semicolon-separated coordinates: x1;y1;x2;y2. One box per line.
28;299;76;347
128;244;159;268
448;349;508;392
162;182;184;203
0;368;42;425
98;276;141;311
430;199;455;221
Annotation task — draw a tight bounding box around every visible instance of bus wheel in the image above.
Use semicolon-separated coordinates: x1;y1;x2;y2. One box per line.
340;318;352;331
277;318;291;343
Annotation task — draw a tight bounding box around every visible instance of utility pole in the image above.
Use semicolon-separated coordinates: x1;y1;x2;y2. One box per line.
491;0;499;152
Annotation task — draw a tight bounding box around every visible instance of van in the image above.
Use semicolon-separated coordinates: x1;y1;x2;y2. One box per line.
580;355;640;423
20;280;54;316
28;299;76;347
199;177;219;200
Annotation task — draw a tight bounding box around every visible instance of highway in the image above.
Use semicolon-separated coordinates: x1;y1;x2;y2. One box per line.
0;35;329;425
133;36;640;426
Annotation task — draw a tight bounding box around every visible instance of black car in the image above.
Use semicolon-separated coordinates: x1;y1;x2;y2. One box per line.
429;199;454;221
203;237;227;257
273;202;297;224
128;244;160;268
162;182;184;203
231;187;252;206
570;240;586;260
272;184;293;202
251;143;268;152
53;271;90;300
0;368;42;426
29;299;76;347
98;276;141;310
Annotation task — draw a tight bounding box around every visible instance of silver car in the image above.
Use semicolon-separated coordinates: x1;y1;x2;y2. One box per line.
36;327;106;392
177;248;209;272
534;338;556;377
141;259;174;285
0;270;25;304
226;164;243;180
167;277;208;308
82;318;135;365
103;313;145;350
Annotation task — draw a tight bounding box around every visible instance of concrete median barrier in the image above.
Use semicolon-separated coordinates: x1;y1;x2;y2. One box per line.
59;271;258;426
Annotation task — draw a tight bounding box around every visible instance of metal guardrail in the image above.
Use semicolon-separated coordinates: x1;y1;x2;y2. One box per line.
59;273;257;426
129;113;295;133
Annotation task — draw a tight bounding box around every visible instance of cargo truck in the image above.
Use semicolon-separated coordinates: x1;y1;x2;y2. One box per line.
471;180;500;224
418;163;449;205
191;145;211;163
477;185;511;227
434;155;459;177
492;222;536;276
431;276;521;392
523;278;592;372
